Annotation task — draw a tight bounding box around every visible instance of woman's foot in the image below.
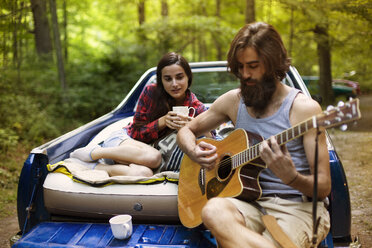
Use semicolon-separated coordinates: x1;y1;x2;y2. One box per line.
70;145;99;162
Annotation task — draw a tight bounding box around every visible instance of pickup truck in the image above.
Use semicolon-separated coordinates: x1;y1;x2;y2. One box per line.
13;62;353;248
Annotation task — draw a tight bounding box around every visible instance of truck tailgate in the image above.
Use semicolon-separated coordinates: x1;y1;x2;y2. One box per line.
12;222;217;247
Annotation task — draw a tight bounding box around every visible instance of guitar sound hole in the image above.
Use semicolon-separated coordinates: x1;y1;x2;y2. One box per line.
217;156;232;180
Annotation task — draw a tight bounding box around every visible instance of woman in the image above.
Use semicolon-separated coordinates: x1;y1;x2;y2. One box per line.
70;52;209;177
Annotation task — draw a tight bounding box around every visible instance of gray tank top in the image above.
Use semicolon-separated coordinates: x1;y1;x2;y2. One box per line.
235;88;310;196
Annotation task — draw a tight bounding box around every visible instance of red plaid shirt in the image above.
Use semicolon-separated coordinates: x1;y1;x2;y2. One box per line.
125;83;208;144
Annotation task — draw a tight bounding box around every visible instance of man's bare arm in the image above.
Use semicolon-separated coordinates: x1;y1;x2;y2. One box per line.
291;95;331;199
263;94;331;199
177;90;240;169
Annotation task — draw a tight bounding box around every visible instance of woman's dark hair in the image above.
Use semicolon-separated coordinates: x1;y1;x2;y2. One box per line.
227;22;291;81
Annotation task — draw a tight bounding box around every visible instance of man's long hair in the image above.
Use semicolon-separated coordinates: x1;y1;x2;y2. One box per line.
227;22;291;81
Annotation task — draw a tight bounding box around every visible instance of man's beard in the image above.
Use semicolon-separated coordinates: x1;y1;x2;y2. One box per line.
240;74;277;116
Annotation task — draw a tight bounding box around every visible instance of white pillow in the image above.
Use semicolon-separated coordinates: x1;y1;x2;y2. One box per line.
89;116;133;145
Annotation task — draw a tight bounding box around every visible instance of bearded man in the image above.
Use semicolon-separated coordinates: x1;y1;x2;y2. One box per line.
176;22;331;248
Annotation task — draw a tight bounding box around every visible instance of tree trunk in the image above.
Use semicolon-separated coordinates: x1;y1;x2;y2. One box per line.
30;0;52;58
197;1;207;61
137;0;146;41
49;0;67;95
138;0;145;25
161;0;168;17
2;6;8;67
245;0;255;24
63;0;68;62
198;39;207;62
214;0;223;60
136;0;147;64
160;0;170;55
314;24;334;105
19;1;26;67
15;0;25;76
216;0;221;17
12;0;19;66
288;6;294;57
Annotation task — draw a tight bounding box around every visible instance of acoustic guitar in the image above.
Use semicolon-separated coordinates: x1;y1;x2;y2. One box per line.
178;99;361;228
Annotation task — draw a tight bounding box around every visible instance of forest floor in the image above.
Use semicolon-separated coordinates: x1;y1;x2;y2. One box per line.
0;95;371;248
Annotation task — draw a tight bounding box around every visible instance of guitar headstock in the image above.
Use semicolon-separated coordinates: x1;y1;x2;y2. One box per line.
316;98;361;129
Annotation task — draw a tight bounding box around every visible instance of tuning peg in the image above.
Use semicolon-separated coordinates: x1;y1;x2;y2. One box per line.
326;105;334;111
339;124;348;131
337;101;345;107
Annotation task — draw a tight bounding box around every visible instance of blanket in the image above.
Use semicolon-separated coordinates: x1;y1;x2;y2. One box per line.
47;158;179;187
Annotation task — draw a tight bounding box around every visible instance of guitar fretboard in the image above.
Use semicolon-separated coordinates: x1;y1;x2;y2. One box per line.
232;117;315;169
230;99;360;169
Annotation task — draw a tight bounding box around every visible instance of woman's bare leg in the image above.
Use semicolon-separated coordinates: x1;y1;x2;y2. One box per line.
92;138;162;169
95;163;153;177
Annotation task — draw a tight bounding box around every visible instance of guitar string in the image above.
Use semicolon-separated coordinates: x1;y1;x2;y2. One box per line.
216;144;259;170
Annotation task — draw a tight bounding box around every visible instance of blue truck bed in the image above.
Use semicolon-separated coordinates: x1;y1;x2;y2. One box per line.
12;222;217;248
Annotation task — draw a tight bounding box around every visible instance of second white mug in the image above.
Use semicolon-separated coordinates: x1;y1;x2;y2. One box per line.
109;214;133;240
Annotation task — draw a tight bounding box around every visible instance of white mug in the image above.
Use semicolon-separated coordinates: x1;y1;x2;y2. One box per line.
172;106;195;117
109;214;133;240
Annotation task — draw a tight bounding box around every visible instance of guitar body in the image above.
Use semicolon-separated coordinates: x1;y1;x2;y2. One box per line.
178;128;266;228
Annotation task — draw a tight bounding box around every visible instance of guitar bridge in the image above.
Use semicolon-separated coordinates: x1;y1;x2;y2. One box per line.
198;168;206;195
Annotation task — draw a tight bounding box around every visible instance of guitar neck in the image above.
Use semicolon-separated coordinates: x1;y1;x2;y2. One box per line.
231;98;361;170
232;117;315;169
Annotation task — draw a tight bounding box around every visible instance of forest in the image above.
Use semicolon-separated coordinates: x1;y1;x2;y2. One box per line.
0;0;371;196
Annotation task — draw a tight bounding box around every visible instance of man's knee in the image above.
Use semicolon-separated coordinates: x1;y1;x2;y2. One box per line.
202;198;246;228
201;198;228;225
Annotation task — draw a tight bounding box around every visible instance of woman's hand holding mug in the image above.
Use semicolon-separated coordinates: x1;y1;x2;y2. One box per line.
165;106;195;130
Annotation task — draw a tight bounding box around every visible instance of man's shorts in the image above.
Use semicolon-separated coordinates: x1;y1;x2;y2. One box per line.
227;196;330;248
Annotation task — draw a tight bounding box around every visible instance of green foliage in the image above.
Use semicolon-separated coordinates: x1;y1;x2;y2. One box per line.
278;0;372;92
328;3;372;91
0;0;371;147
139;16;236;62
0;65;61;144
0;128;18;152
0;39;155;148
63;44;149;123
